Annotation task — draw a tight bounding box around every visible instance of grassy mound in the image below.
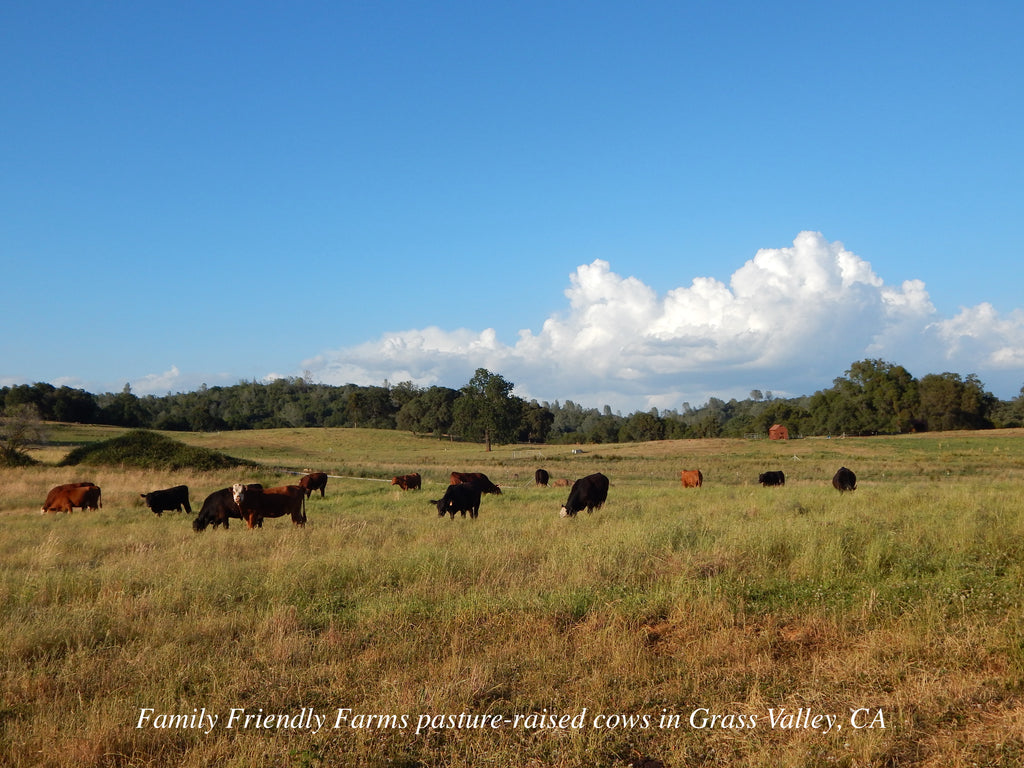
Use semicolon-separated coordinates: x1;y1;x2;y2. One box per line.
57;429;257;471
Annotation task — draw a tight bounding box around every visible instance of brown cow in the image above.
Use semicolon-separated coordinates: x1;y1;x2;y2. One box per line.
680;469;703;488
41;482;102;513
552;478;572;487
298;472;329;498
232;484;306;529
391;472;421;490
449;472;501;494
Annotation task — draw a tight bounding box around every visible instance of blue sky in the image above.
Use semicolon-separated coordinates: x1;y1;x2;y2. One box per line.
3;1;1023;412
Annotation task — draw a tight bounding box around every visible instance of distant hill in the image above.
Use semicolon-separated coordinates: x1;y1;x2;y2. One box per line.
58;429;257;471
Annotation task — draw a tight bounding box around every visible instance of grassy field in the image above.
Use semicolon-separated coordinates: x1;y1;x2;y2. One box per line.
3;427;1024;767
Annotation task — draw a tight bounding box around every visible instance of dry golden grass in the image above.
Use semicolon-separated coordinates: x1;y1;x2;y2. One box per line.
3;427;1024;766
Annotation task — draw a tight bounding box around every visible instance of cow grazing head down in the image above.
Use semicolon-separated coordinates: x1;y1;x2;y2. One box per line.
559;472;609;518
298;472;328;498
680;469;703;488
832;466;857;492
391;472;421;491
193;487;245;532
758;471;786;487
41;482;102;513
430;482;482;519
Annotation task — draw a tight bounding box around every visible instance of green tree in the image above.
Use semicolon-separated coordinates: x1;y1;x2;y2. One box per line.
99;384;149;428
453;369;521;450
518;400;555;443
396;386;459;436
917;372;995;431
808;359;918;435
0;403;46;466
618;410;665;442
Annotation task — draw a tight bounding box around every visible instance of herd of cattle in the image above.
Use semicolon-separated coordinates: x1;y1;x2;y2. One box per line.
37;465;857;527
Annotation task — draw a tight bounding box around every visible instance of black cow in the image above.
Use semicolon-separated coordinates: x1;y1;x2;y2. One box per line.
192;485;260;532
758;471;786;487
559;472;609;517
141;485;192;516
832;466;857;492
298;472;328;498
430;483;483;519
535;468;550;486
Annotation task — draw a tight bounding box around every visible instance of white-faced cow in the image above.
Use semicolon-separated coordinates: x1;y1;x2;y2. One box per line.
192;485;261;532
430;482;483;519
832;466;857;492
141;485;192;516
559;473;609;518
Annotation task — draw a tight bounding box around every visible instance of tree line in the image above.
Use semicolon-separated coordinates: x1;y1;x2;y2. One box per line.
3;361;1024;455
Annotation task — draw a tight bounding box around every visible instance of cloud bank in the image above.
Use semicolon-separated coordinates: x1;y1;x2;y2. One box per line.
141;232;1024;410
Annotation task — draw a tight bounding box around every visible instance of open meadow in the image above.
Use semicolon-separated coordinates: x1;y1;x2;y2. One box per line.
3;427;1024;767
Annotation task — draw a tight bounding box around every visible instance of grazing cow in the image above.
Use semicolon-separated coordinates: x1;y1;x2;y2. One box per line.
680;469;703;488
535;468;550;486
41;483;101;513
430;482;483;519
450;472;502;495
391;472;422;491
832;466;857;492
552;478;572;487
141;485;192;516
298;472;328;498
758;471;786;487
559;472;610;518
41;482;95;510
232;484;306;529
192;486;261;532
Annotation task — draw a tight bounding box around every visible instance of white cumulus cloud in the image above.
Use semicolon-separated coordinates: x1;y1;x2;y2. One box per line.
131;366;182;395
305;232;1024;410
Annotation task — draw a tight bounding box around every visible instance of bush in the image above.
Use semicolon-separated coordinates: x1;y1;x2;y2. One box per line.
57;429;257;471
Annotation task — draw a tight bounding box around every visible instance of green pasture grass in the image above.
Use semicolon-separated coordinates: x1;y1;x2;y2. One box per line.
3;429;1024;766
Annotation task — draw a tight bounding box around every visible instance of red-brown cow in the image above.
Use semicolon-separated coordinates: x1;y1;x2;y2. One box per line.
391;472;421;490
680;469;703;488
298;472;329;499
232;484;306;529
449;472;501;494
41;482;102;513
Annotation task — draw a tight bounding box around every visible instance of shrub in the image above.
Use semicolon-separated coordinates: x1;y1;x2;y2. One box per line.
57;429;257;471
